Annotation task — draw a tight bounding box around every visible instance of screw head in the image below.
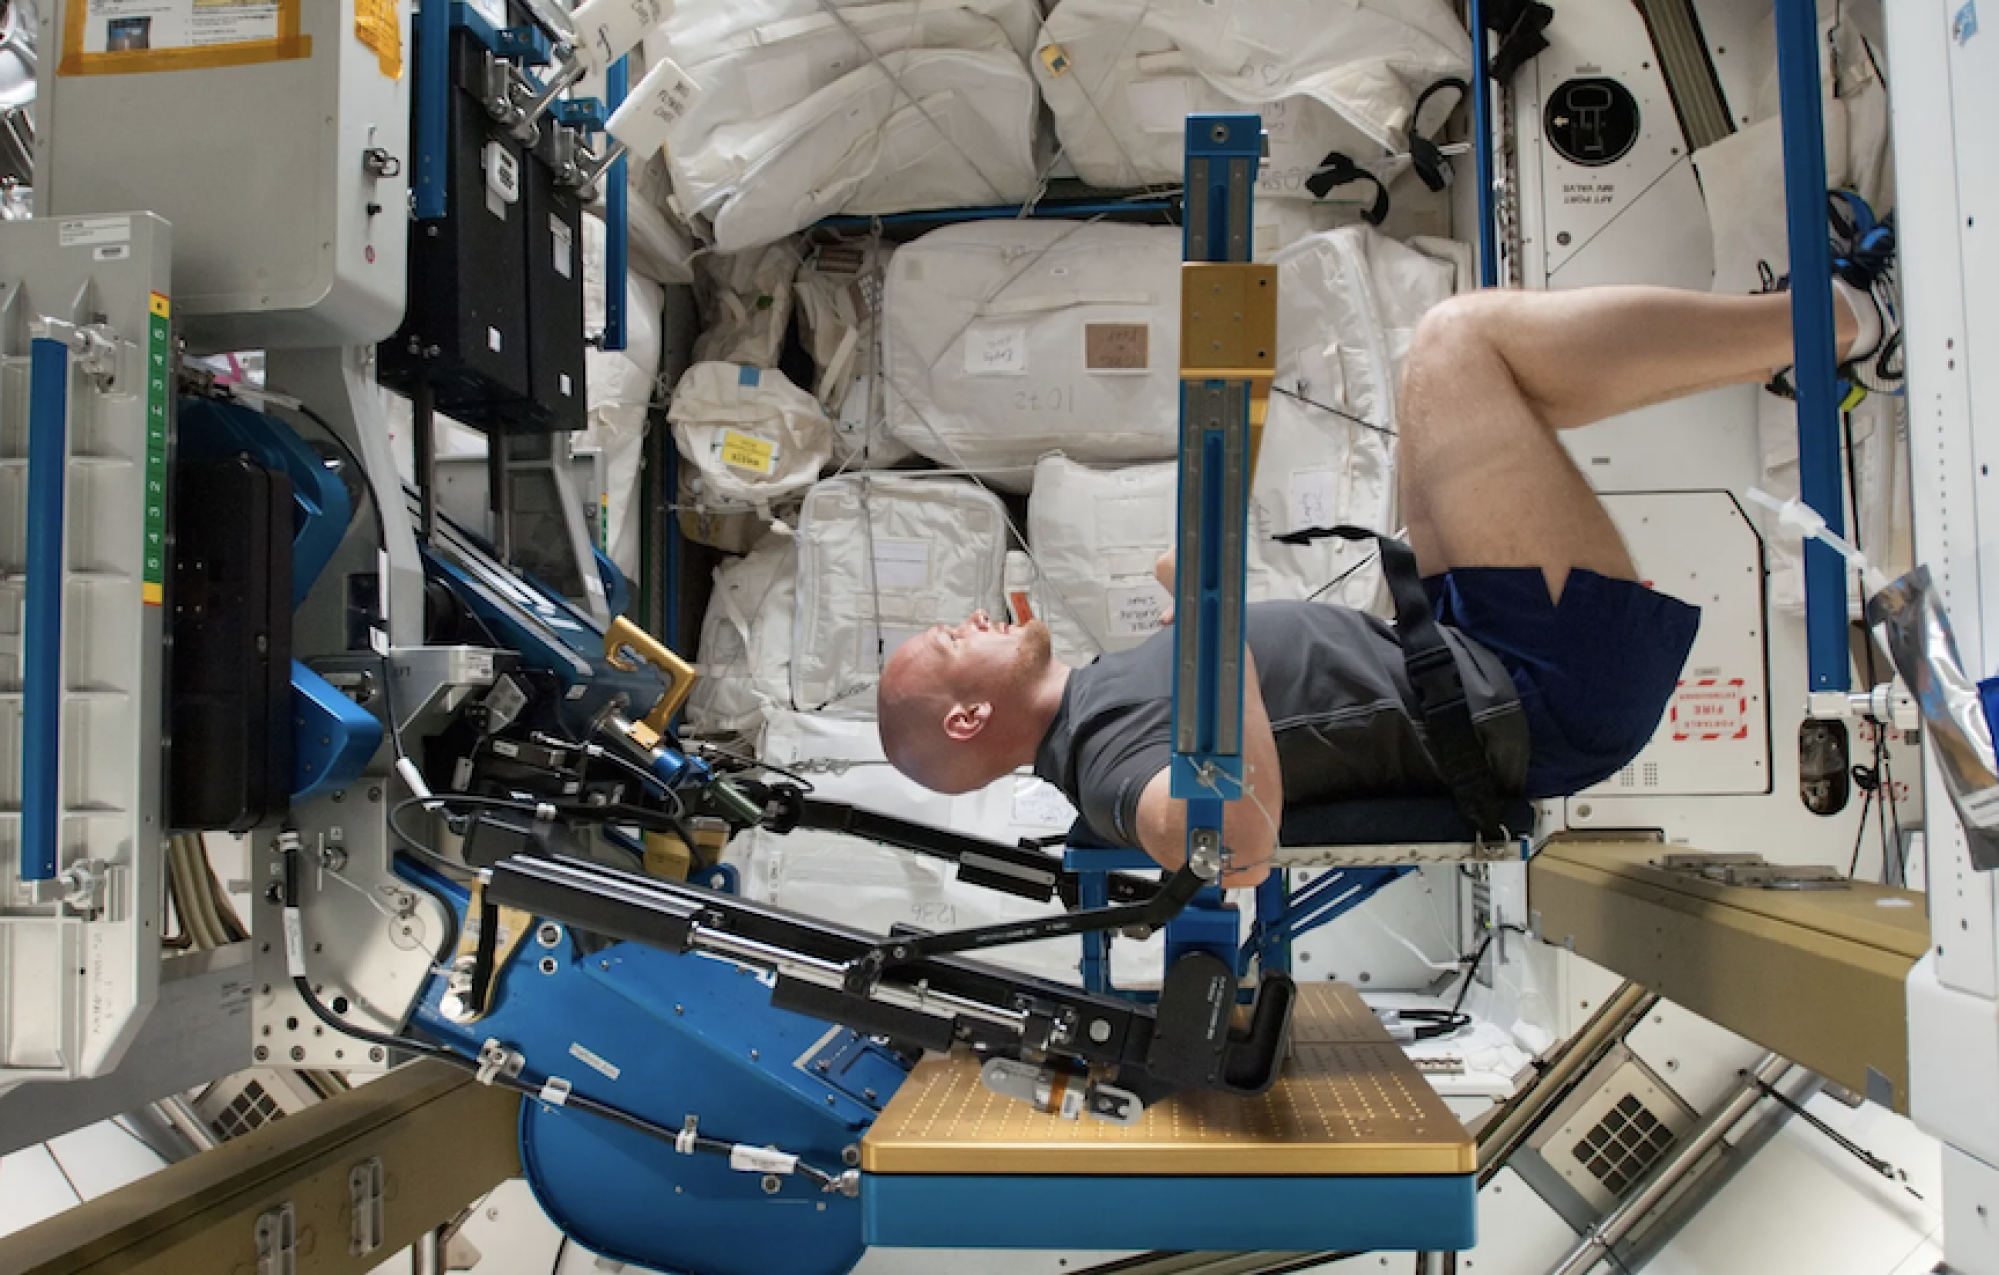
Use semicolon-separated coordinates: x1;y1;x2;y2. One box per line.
761;1175;782;1195
538;956;558;976
370;1047;386;1062
1089;1018;1112;1043
290;1046;305;1062
255;1046;269;1061
537;923;562;947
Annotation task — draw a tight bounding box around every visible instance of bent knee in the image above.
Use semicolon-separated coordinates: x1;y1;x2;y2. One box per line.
1410;291;1516;362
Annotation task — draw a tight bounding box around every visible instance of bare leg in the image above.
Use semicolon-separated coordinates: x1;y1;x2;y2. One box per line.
1398;287;1856;599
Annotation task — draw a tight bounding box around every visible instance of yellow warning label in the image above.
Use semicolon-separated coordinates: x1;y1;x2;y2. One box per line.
718;431;777;475
149;292;171;318
1039;43;1070;77
355;0;402;79
60;0;311;77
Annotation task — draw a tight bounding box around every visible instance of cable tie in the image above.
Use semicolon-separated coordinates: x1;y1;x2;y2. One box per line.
538;1077;572;1107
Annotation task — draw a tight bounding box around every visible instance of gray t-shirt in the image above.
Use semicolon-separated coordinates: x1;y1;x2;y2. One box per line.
1033;601;1530;847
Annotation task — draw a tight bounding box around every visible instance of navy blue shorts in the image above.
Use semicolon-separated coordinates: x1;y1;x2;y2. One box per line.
1425;567;1701;798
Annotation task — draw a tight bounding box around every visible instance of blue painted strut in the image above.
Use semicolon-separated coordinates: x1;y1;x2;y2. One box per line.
1774;0;1850;695
605;55;630;353
1468;0;1498;287
413;0;452;221
22;338;69;881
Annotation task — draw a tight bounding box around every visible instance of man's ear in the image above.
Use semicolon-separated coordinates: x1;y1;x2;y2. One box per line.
942;701;991;743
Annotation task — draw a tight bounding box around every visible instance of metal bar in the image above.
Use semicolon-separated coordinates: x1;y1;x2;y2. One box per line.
414;0;452;221
413;380;437;543
1468;0;1497;287
489;431;512;565
605;54;630;352
22;336;68;882
1774;0;1849;696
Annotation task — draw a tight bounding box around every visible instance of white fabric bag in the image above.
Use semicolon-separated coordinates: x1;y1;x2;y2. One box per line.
1026;457;1176;667
668;363;833;517
691;241;801;368
670;47;1041;254
1250;226;1456;612
791;474;1009;716
883;220;1183;489
794;237;917;467
1032;0;1470;194
685;530;799;740
580;212;664;581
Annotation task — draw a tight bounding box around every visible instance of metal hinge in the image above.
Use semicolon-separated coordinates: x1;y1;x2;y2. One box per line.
255;1203;296;1275
350;1156;385;1257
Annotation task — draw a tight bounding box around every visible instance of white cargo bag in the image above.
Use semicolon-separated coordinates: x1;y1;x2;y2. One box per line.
669;363;833;518
1024;456;1300;665
791;474;1008;716
670;48;1041;254
794;237;917;468
580;212;664;580
691;241;800;368
1032;0;1470;195
685;530;798;741
1251;226;1457;611
883;220;1182;489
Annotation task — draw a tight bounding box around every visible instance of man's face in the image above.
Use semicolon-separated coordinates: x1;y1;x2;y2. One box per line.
907;609;1052;701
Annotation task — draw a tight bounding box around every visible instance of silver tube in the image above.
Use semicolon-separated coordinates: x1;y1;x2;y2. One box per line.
154;1095;219;1153
690;926;1030;1034
412;1226;445;1275
1547;1054;1790;1275
514;51;586;142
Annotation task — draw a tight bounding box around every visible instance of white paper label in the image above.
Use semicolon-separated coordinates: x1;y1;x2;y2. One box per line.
1012;776;1077;829
60;215;131;248
572;0;673;74
965;325;1027;376
551;215;574;278
282;907;306;979
730;1145;798;1175
568;1041;622;1080
487;327;503;352
559;372;573;397
1106;581;1170;637
1126;77;1193;133
872;539;929;590
94;244;131;262
607;54;703;156
1288;468;1339;532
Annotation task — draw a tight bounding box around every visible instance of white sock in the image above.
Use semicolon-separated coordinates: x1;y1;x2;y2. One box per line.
1834;276;1882;362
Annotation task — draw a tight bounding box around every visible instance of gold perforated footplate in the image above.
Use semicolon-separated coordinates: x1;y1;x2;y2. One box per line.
864;984;1473;1176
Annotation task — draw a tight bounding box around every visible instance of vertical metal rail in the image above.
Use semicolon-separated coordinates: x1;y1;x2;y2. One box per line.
413;0;452;222
1774;0;1850;698
1172;117;1265;861
1468;0;1499;287
605;54;630;353
21;337;69;881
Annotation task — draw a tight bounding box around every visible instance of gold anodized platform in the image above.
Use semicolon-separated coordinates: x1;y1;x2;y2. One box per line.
864;983;1474;1176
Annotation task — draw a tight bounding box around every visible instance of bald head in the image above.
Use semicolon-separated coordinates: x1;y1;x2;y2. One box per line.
875;612;1066;795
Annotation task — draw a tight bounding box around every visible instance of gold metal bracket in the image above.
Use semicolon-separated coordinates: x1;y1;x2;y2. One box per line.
1180;261;1278;473
604;614;698;731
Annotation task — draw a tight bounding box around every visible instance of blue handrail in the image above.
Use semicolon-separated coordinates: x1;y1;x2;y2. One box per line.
1774;0;1850;696
605;54;630;353
22;337;69;882
1469;0;1498;288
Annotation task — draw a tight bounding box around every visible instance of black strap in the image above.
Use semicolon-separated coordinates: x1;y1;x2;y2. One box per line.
1409;77;1469;193
1272;524;1514;841
1303;153;1390;226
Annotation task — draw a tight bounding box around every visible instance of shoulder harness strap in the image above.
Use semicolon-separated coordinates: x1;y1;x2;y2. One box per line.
1273;525;1513;841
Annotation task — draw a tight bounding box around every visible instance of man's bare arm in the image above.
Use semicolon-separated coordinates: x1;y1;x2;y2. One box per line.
1131;649;1283;888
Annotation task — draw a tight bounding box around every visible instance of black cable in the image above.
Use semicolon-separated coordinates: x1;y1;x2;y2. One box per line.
694;741;818;795
551;1236;570;1275
1271;383;1397;438
1847;778;1876;879
1451;934;1496;1018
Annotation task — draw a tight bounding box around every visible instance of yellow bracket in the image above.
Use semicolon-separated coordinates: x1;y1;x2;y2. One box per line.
451;883;535;1025
604;614;698;732
1180;262;1278;478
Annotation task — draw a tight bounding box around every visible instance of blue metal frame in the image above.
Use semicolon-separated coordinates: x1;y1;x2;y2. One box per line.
413;0;453;221
1774;0;1850;695
21;337;69;882
605;56;630;353
863;1171;1477;1251
1170;116;1261;836
1468;0;1498;287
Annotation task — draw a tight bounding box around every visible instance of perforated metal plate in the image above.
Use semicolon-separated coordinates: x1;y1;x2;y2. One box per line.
864;984;1473;1176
